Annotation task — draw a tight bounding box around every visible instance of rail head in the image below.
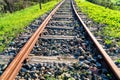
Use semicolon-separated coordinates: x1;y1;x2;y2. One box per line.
1;0;120;80
0;0;65;80
71;1;120;79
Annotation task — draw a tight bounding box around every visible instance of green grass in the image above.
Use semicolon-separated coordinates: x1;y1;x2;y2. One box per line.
0;0;60;52
116;58;120;63
75;0;120;45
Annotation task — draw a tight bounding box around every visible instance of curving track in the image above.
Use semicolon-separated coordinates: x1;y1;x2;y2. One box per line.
0;0;120;80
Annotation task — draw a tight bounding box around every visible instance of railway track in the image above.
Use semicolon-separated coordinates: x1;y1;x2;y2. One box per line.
0;0;120;80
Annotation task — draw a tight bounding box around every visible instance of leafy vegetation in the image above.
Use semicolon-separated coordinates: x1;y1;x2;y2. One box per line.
0;0;53;13
86;0;120;10
75;0;120;45
116;58;120;63
0;0;60;52
113;0;120;10
0;0;36;13
86;0;114;9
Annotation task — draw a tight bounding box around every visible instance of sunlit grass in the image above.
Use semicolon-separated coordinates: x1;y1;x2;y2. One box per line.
75;0;120;45
116;58;120;63
0;0;60;52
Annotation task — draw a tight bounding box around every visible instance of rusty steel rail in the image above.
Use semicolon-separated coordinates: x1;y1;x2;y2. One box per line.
72;1;120;79
1;0;120;80
0;0;65;80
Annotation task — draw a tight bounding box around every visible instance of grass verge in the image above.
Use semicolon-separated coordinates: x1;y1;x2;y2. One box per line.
0;0;60;52
75;0;120;45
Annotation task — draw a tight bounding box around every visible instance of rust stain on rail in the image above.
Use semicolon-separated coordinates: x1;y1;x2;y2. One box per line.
0;0;65;80
72;1;120;79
